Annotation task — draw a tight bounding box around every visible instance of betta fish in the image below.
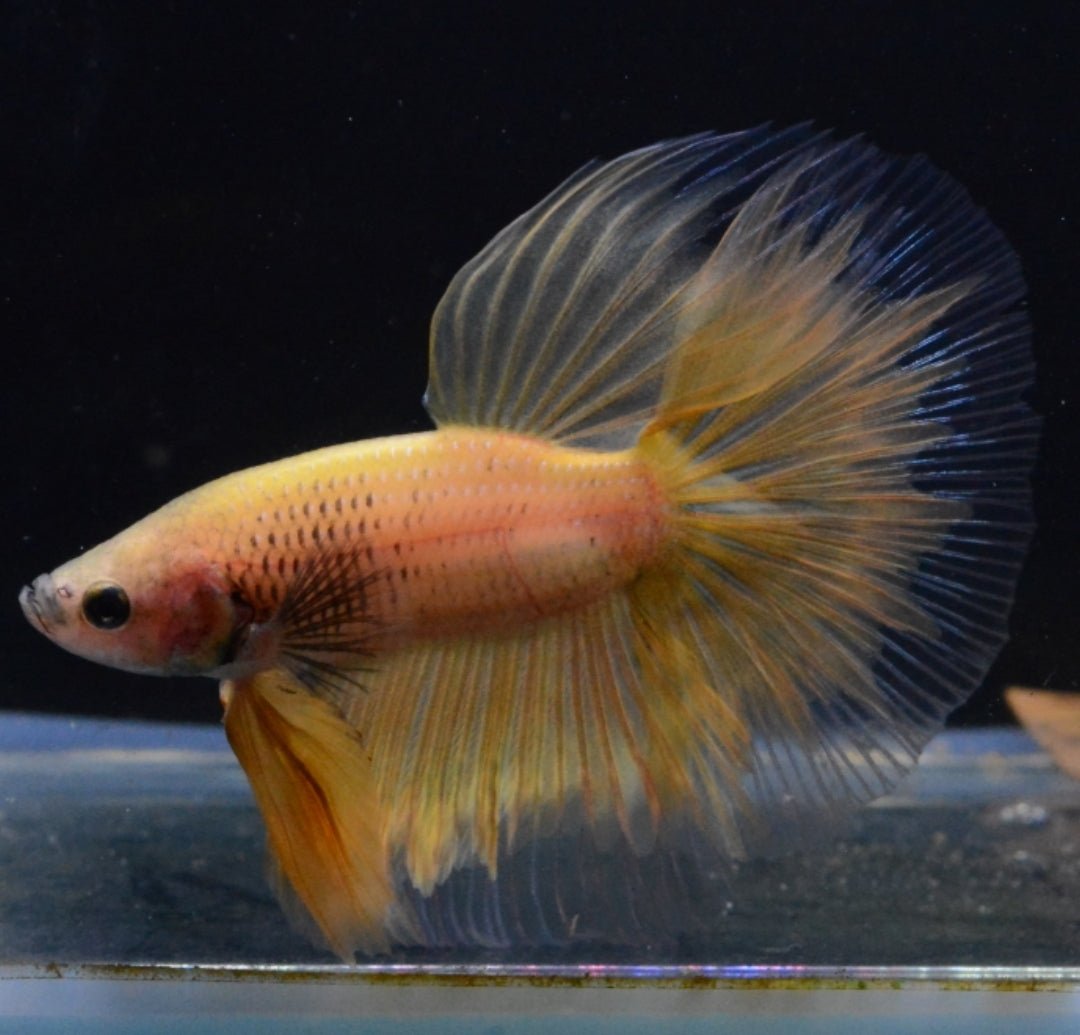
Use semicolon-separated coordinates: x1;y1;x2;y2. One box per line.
19;126;1035;958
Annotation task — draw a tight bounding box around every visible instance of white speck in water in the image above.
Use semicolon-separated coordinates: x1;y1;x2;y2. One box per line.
997;801;1050;827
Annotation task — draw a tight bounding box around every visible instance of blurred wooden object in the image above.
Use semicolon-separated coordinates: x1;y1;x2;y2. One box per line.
1006;687;1080;781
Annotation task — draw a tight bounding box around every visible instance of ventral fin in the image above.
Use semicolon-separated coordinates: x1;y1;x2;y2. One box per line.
221;670;406;958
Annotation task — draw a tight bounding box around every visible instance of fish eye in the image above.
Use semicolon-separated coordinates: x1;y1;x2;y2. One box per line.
82;583;131;630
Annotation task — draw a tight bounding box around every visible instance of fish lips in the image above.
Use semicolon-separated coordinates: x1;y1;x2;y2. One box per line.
19;574;69;635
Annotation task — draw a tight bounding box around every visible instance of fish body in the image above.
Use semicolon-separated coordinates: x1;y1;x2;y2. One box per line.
25;429;667;676
20;127;1036;956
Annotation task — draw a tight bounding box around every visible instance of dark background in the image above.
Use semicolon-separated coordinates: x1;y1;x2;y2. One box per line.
2;3;1076;725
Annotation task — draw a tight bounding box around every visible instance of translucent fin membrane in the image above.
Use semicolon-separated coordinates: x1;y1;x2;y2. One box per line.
351;605;752;949
425;125;833;448
632;135;1035;854
395;833;731;950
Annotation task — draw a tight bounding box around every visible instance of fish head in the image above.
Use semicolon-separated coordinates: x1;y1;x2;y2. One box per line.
19;522;249;678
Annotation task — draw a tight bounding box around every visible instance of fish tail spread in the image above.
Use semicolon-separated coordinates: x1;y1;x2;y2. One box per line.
235;127;1034;954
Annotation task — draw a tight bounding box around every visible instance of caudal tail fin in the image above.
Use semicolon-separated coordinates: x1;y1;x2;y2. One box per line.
630;137;1035;835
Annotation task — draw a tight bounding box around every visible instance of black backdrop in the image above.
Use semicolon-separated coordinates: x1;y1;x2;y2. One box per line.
3;3;1077;724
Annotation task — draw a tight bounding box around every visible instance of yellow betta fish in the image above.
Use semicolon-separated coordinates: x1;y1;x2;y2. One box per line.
20;126;1035;957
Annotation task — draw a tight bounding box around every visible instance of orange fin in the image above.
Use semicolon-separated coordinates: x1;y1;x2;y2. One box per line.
220;671;404;958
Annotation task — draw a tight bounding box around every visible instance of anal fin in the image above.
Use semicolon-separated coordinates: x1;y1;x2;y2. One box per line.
344;591;757;903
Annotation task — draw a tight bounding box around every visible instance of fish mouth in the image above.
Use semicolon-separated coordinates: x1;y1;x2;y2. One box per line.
19;575;67;635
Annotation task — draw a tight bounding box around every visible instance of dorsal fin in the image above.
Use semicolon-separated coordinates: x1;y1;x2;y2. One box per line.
424;126;830;447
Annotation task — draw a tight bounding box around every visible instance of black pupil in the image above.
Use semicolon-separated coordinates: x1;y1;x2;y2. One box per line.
83;585;131;629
